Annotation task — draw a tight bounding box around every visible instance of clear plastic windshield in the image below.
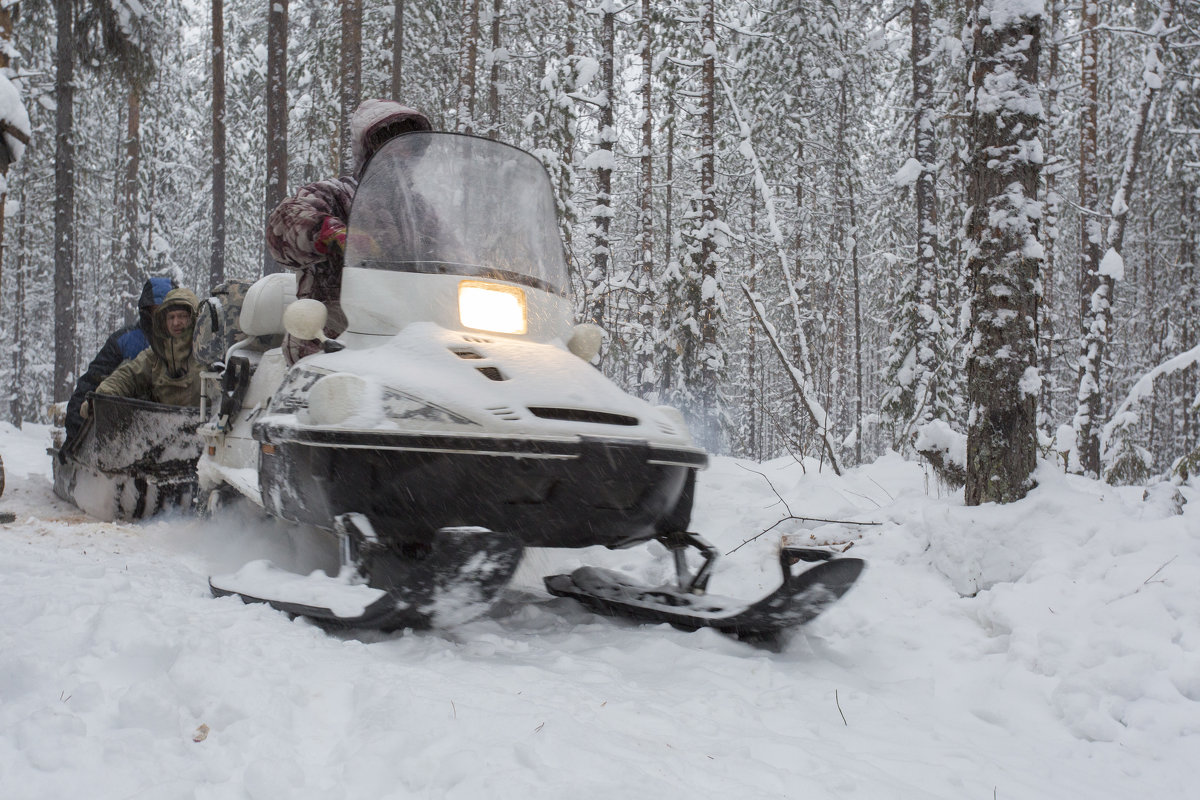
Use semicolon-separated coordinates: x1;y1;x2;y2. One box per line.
346;132;569;296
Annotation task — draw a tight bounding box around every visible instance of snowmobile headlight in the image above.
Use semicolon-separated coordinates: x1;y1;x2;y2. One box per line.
458;281;527;335
307;373;367;426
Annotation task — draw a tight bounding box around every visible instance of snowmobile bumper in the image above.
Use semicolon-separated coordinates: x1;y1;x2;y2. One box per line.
253;422;707;548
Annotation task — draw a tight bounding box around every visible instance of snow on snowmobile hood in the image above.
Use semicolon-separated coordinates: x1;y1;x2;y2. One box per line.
349;99;431;179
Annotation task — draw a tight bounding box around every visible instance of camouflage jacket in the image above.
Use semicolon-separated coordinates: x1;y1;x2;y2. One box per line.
96;288;202;407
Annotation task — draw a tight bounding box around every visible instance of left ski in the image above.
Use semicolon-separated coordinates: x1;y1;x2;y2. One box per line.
545;548;863;637
211;524;524;631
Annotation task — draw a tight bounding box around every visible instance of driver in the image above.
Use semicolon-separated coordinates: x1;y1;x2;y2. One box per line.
266;99;432;365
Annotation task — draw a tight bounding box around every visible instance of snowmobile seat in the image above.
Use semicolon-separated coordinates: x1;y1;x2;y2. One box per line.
240;272;298;338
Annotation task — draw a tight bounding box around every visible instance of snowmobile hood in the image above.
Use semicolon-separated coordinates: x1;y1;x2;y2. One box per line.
259;322;704;459
349;99;432;179
150;287;199;378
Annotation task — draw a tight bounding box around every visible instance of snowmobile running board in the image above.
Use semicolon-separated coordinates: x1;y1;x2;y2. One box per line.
210;519;524;631
545;542;864;639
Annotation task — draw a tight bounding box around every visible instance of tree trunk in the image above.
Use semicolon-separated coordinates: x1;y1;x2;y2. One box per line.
53;0;77;402
964;0;1042;505
912;0;939;428
122;86;141;320
1102;0;1173;260
486;0;502;140
589;3;614;328
211;0;227;290
1074;0;1103;476
850;173;863;466
339;0;362;174
10;184;25;424
0;1;12;297
747;201;758;459
264;0;288;275
694;0;721;448
637;0;654;398
391;0;404;100
456;0;481;133
1040;0;1062;431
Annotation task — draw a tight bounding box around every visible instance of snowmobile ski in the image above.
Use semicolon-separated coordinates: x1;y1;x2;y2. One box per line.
210;520;524;631
545;545;863;638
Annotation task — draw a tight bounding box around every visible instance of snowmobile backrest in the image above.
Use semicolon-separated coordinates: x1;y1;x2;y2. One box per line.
240;272;298;336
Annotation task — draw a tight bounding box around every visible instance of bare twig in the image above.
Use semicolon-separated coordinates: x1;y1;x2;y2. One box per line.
836;690;847;726
1105;555;1177;605
1142;556;1177;586
725;462;880;555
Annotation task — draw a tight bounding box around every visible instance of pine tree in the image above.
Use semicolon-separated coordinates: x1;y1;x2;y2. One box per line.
963;0;1043;505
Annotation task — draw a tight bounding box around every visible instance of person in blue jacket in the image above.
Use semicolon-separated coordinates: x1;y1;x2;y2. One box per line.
62;276;174;446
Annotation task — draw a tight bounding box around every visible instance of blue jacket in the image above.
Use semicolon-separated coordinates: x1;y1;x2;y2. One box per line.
64;277;174;441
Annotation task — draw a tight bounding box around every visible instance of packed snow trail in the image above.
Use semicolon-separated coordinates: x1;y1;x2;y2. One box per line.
1;422;1197;799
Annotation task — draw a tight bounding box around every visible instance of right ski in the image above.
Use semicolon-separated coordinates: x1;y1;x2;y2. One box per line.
545;548;863;638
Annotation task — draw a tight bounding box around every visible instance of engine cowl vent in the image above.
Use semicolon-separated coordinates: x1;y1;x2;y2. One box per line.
452;349;484;359
476;366;506;381
486;406;522;421
656;420;680;437
461;335;495;344
527;407;639;426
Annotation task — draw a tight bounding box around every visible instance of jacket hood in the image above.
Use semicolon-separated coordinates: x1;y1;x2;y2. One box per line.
349;99;431;178
138;276;175;332
150;287;199;378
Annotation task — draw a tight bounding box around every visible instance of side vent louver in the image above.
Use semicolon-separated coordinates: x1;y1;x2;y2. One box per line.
486;406;522;421
452;349;484;359
477;366;506;381
527;407;639;426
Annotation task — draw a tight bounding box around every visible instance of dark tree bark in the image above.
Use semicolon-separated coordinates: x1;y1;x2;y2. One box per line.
339;0;362;173
1074;0;1104;476
122;86;141;318
486;0;502;140
911;0;939;427
456;0;481;133
1040;0;1062;430
588;3;614;328
53;0;77;402
637;0;654;398
0;1;13;295
264;0;288;275
391;0;404;99
211;0;227;289
693;0;721;448
964;0;1042;505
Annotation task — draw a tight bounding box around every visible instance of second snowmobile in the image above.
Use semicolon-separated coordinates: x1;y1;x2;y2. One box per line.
200;132;862;636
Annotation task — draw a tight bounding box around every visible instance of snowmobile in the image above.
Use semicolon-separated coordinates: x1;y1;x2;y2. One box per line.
50;394;203;521
201;131;863;637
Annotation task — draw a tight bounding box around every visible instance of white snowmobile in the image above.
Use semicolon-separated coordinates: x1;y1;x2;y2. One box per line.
202;132;862;636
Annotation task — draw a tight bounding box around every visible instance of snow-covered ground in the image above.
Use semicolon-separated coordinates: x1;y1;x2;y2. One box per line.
1;420;1197;799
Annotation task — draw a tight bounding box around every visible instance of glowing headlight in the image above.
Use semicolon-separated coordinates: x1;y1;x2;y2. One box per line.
458;280;527;335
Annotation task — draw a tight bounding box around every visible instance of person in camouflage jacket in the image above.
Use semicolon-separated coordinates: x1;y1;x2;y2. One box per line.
89;288;203;408
266;99;431;364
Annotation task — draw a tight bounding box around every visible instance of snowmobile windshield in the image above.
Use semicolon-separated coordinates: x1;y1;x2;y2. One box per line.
346;132;569;297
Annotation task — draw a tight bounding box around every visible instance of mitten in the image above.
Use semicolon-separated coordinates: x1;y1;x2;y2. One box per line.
313;216;347;255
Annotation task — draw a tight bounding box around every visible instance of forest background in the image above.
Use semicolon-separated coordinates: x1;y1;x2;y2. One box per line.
0;0;1197;491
